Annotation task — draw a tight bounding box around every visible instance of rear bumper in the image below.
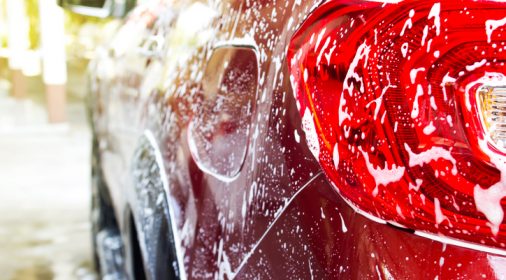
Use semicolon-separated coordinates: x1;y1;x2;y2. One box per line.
236;174;506;279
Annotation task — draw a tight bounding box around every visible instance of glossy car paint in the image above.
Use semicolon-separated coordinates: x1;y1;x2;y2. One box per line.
87;0;506;278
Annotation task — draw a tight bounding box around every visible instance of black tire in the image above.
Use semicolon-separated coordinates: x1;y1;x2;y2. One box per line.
124;215;147;280
90;136;117;274
155;215;178;280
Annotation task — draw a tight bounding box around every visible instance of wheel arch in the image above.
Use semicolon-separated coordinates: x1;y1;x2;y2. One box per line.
125;130;186;280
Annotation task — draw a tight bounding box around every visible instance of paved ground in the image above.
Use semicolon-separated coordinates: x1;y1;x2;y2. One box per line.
0;73;97;279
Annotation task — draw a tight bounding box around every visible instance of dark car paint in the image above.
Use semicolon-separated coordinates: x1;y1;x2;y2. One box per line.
88;0;506;278
237;174;506;279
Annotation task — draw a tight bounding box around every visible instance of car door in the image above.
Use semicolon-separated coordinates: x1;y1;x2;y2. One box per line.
97;1;172;221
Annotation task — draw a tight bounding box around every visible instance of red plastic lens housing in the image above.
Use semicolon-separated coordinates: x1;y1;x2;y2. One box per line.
288;0;506;251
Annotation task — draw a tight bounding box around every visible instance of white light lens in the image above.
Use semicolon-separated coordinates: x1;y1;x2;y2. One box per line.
479;86;506;149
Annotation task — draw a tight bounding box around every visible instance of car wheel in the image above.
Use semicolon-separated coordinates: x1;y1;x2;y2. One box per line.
91;137;124;278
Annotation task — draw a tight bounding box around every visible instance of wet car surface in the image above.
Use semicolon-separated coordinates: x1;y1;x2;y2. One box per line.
83;0;506;278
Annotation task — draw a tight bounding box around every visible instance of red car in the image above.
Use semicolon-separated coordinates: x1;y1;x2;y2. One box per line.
63;0;506;278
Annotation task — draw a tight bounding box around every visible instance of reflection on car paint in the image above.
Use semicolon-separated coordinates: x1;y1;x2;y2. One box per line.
88;0;506;278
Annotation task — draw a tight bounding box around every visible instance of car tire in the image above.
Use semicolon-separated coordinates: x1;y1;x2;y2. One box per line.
90;136;119;275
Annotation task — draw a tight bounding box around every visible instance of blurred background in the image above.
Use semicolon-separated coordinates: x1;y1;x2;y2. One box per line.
0;1;120;279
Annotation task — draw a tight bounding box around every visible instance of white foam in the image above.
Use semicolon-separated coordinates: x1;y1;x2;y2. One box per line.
434;198;449;225
339;42;370;125
441;72;456;101
474;138;506;235
366;74;397;120
428;3;441;36
400;9;414;36
333;144;340;169
410;68;425;84
359;147;405;196
302;108;320;159
401;43;409;57
423;122;436;135
294;129;300;143
411;84;424;119
404;143;457;175
339;213;348;233
409;179;423;191
466;59;487;71
486;17;506;43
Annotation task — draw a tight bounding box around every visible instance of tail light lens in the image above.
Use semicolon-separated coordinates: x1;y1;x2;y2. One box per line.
288;0;506;251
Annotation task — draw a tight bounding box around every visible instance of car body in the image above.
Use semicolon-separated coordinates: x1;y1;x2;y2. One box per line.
87;0;506;279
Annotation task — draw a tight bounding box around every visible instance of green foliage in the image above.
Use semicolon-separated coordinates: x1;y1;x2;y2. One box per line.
0;0;6;49
25;0;40;50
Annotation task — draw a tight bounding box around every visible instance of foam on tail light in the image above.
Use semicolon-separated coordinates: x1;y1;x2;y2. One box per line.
288;0;506;252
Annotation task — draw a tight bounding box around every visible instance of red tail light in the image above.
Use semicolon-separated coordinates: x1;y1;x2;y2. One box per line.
288;0;506;252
